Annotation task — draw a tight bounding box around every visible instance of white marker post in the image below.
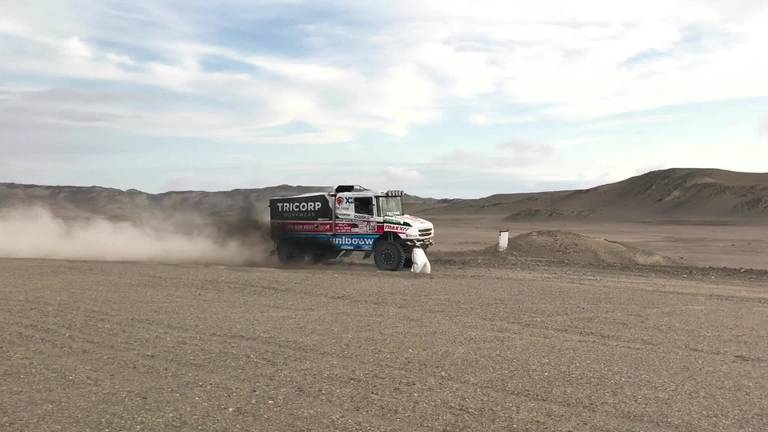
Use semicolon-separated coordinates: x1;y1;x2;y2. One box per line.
411;247;431;274
497;230;509;252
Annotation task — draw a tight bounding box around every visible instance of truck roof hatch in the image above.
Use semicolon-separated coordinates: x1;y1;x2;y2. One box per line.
334;185;369;193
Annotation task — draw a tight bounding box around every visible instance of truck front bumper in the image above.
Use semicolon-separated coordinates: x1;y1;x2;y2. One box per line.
403;238;434;249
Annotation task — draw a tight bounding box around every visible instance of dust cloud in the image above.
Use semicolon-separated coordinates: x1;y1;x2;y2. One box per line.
0;207;268;265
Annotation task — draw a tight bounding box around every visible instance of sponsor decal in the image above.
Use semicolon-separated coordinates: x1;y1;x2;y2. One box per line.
336;196;354;207
334;223;386;234
335;196;354;217
334;222;356;233
331;235;377;251
276;201;323;212
271;195;332;221
384;223;410;234
273;222;332;233
335;221;378;234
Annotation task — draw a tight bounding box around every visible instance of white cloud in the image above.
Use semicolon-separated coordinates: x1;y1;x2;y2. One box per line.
62;37;93;59
468;112;542;126
3;1;768;142
363;0;768;120
104;52;134;66
497;139;553;157
244;56;354;83
436;138;555;171
551;136;593;150
0;17;31;37
0;19;445;143
384;167;424;183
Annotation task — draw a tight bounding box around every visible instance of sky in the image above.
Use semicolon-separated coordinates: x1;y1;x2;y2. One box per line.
1;0;767;198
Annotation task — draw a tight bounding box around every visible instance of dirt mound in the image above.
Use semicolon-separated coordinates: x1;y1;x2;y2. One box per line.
500;230;674;266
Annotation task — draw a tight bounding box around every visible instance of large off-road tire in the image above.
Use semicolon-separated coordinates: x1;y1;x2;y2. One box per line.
308;250;337;265
373;240;406;271
277;241;305;265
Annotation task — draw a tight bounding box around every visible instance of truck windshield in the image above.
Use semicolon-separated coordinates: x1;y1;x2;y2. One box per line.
377;196;403;216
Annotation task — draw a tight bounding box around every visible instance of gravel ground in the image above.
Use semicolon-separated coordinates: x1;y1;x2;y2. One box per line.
2;258;767;431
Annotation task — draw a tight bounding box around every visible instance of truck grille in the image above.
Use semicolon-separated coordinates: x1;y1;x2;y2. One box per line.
419;228;433;237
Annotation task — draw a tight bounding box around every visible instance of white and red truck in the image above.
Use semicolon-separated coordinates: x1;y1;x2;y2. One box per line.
269;185;434;270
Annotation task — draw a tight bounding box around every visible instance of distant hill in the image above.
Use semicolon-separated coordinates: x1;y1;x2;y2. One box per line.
416;168;768;221
0;183;327;222
2;168;767;222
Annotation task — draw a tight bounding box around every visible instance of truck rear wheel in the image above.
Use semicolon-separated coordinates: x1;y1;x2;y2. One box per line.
373;240;406;271
277;241;304;265
308;250;337;264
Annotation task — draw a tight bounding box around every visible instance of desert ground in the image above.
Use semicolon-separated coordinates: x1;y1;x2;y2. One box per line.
2;217;768;431
430;215;768;269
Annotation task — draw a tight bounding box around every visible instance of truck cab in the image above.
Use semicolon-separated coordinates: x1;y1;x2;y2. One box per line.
269;185;434;270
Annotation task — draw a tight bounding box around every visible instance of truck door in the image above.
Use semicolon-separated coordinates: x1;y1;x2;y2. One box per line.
333;194;378;234
352;196;378;233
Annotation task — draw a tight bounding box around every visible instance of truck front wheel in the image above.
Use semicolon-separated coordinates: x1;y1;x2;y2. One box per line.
373;240;406;271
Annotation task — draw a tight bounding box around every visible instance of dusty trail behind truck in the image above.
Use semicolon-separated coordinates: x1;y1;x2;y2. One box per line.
269;185;434;270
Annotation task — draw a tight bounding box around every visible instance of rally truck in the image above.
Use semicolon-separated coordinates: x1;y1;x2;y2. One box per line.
269;185;434;270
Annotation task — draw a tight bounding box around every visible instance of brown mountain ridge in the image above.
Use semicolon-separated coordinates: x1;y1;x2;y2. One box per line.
1;168;767;223
416;168;768;221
